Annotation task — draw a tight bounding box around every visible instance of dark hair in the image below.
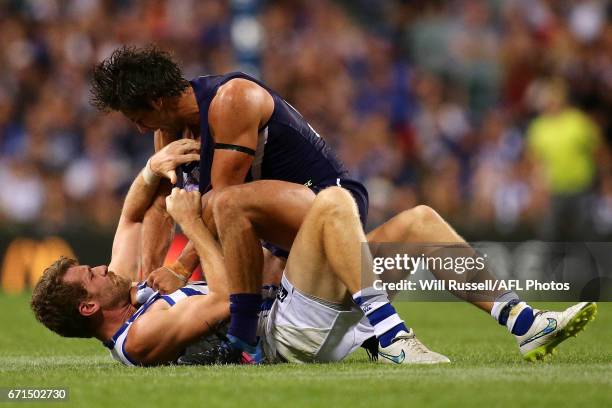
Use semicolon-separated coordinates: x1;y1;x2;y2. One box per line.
30;257;92;338
90;45;190;112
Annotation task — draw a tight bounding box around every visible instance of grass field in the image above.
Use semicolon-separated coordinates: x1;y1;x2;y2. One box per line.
0;294;610;408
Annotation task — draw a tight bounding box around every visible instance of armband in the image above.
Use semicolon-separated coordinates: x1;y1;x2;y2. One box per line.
214;143;256;156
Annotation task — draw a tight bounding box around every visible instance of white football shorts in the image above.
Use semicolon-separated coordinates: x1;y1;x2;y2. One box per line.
259;275;375;363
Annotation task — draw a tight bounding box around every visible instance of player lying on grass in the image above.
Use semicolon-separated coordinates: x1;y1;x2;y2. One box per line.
29;141;236;365
29;145;448;365
32;164;596;365
169;180;598;364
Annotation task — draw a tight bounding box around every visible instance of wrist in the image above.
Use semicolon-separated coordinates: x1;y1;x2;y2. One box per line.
142;159;161;185
180;218;205;235
168;260;192;279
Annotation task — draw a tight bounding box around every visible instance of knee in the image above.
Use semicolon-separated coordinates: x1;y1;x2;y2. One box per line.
314;187;358;219
398;205;441;231
211;186;246;224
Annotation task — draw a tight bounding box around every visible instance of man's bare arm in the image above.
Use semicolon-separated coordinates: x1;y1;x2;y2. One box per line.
140;182;175;276
128;188;231;366
108;140;200;279
108;165;164;279
164;188;228;295
147;79;272;284
139;129;183;276
208;78;273;189
146;191;215;292
126;292;229;365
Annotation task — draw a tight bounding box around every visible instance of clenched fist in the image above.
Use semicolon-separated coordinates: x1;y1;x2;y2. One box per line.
149;139;200;184
147;266;186;294
165;187;202;227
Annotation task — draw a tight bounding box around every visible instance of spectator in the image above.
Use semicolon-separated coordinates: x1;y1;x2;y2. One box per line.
0;0;611;241
527;78;603;240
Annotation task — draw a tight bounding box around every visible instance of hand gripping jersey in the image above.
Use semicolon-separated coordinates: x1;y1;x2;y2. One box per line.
103;282;208;366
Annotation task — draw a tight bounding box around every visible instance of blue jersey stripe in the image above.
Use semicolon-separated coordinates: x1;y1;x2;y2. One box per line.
180;287;203;297
121;337;139;366
105;293;161;349
161;295;176;306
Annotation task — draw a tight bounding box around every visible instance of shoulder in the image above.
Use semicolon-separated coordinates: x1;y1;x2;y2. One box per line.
209;78;273;125
216;78;265;102
122;307;167;364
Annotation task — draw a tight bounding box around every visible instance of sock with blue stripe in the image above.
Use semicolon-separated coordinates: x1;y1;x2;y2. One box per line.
490;292;535;336
228;293;262;346
353;287;408;347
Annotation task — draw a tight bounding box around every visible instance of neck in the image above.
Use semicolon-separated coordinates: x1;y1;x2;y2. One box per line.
94;299;137;344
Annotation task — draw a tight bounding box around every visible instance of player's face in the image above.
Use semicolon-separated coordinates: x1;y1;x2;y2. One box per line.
124;107;180;134
63;264;131;309
124;109;164;134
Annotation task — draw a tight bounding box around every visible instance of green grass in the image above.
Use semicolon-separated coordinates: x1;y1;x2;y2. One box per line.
0;295;610;408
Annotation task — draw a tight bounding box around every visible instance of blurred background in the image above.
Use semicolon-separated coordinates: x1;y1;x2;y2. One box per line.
2;0;612;291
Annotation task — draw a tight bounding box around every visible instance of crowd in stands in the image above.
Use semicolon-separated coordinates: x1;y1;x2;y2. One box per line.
2;0;611;240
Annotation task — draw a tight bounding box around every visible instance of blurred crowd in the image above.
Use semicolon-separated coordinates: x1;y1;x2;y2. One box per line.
2;0;612;240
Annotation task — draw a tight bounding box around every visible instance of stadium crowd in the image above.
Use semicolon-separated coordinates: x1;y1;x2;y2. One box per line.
1;0;612;240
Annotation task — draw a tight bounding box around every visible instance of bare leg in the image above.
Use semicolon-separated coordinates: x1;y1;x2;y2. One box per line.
366;205;496;313
211;181;315;294
210;181;315;350
286;187;432;355
210;182;449;361
284;186;372;303
213;182;500;312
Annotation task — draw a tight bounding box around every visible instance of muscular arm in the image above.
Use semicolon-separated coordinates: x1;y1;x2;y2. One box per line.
208;78;273;189
139;130;182;276
165;189;228;293
108;169;163;280
126;292;229;365
109;140;200;279
166;79;274;278
126;189;230;365
140;181;174;277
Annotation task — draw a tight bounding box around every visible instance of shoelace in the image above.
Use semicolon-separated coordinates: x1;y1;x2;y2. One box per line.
361;336;379;362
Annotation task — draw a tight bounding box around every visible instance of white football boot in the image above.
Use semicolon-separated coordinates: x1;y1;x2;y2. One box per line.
377;329;451;365
517;302;597;362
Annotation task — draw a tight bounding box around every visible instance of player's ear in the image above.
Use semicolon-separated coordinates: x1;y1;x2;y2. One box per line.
78;300;100;317
150;98;164;111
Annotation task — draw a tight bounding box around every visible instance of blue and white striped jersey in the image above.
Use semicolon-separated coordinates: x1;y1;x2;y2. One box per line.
103;282;209;366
